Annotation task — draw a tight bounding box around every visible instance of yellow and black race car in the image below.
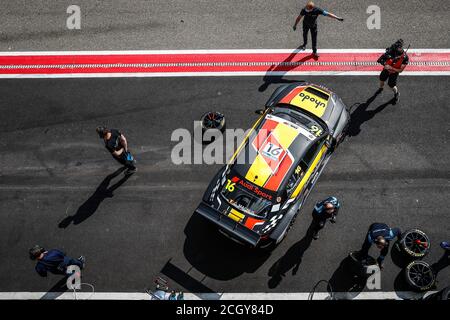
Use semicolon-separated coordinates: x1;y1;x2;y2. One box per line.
195;82;350;249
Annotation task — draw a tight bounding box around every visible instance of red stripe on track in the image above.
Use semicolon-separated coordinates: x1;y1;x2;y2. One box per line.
0;51;449;74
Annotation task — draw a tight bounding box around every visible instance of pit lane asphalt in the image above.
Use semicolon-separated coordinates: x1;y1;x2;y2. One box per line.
0;74;449;294
0;0;449;50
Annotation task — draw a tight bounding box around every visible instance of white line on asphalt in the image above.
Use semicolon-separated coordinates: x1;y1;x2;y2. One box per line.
0;71;449;79
0;291;435;300
0;49;449;56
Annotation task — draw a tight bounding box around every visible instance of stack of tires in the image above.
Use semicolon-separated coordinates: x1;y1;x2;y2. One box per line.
397;229;435;292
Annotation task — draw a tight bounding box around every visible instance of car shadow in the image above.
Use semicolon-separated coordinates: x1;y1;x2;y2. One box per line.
183;212;271;281
267;220;315;289
258;46;315;92
58;167;132;228
347;92;396;137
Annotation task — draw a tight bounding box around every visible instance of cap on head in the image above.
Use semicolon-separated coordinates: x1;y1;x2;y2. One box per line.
29;245;45;260
96;126;107;138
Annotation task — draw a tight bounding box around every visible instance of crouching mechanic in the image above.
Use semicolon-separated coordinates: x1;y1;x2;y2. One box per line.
311;196;340;240
96;126;137;175
29;245;85;278
376;39;409;104
358;223;402;270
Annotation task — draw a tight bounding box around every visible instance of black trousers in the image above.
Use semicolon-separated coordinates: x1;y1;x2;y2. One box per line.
303;24;318;53
113;152;136;170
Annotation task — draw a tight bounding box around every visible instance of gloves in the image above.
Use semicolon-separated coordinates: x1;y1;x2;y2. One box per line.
338;17;344;22
293;25;297;31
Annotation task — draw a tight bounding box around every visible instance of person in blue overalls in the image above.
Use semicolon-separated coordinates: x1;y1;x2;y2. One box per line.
29;245;85;277
358;223;402;270
311;196;340;240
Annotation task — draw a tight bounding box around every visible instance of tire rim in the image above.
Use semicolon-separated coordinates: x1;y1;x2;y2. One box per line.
202;111;224;129
403;230;430;255
407;262;435;288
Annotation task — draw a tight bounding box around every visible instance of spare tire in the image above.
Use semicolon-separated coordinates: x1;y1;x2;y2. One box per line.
398;229;430;259
201;111;226;133
404;260;436;292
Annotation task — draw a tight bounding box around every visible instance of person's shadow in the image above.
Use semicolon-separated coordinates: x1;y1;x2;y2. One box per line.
259;46;315;92
347;92;395;137
267;220;315;288
58;167;132;228
431;250;450;275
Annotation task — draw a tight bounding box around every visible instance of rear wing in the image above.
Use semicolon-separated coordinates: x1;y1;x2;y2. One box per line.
195;202;261;247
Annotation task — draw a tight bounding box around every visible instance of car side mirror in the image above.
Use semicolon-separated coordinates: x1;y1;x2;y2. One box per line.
255;109;265;115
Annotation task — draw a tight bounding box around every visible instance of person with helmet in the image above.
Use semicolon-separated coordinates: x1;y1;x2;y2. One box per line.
293;1;344;59
358;223;402;270
96;126;137;174
376;39;409;104
29;245;85;277
311;196;340;240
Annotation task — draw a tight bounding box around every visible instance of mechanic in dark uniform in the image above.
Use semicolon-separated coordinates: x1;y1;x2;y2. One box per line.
376;39;409;104
96;126;137;174
29;245;85;277
358;223;402;270
293;1;344;58
311;196;340;240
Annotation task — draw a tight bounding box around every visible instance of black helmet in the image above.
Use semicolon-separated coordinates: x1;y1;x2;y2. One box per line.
393;39;404;50
96;126;107;138
29;245;45;260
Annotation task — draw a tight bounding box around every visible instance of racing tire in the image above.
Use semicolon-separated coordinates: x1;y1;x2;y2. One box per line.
398;229;430;259
201;111;226;133
404;260;436;292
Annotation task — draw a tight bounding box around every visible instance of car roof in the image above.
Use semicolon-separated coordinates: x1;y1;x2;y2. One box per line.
230;114;319;194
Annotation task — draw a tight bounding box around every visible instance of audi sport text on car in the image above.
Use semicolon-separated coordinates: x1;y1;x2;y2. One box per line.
195;82;350;248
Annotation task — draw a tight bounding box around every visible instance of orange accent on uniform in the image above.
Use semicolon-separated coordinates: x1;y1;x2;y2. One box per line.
244;216;265;230
279;86;305;104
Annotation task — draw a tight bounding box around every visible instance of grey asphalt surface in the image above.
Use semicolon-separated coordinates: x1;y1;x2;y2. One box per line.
0;0;449;297
0;0;449;50
0;75;449;294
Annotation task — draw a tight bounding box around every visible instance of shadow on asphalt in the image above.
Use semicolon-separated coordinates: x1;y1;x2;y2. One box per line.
327;256;366;297
258;46;314;92
267;220;315;289
183;213;271;281
58;166;132;228
39;277;68;300
347;92;395;137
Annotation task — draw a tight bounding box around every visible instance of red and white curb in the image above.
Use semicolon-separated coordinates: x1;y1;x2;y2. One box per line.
0;49;449;78
0;291;437;300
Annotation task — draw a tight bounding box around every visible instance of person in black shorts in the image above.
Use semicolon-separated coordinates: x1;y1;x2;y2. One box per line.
376;39;409;104
293;1;344;58
96;126;137;174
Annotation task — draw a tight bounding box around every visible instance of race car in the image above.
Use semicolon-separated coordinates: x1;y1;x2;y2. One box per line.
195;82;350;249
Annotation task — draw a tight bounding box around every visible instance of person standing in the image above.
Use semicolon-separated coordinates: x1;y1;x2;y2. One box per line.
96;126;137;174
376;39;409;104
293;1;344;58
29;245;85;277
311;196;340;240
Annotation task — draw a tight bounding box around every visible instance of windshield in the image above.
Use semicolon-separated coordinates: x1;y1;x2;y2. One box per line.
273;105;326;137
220;178;272;219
